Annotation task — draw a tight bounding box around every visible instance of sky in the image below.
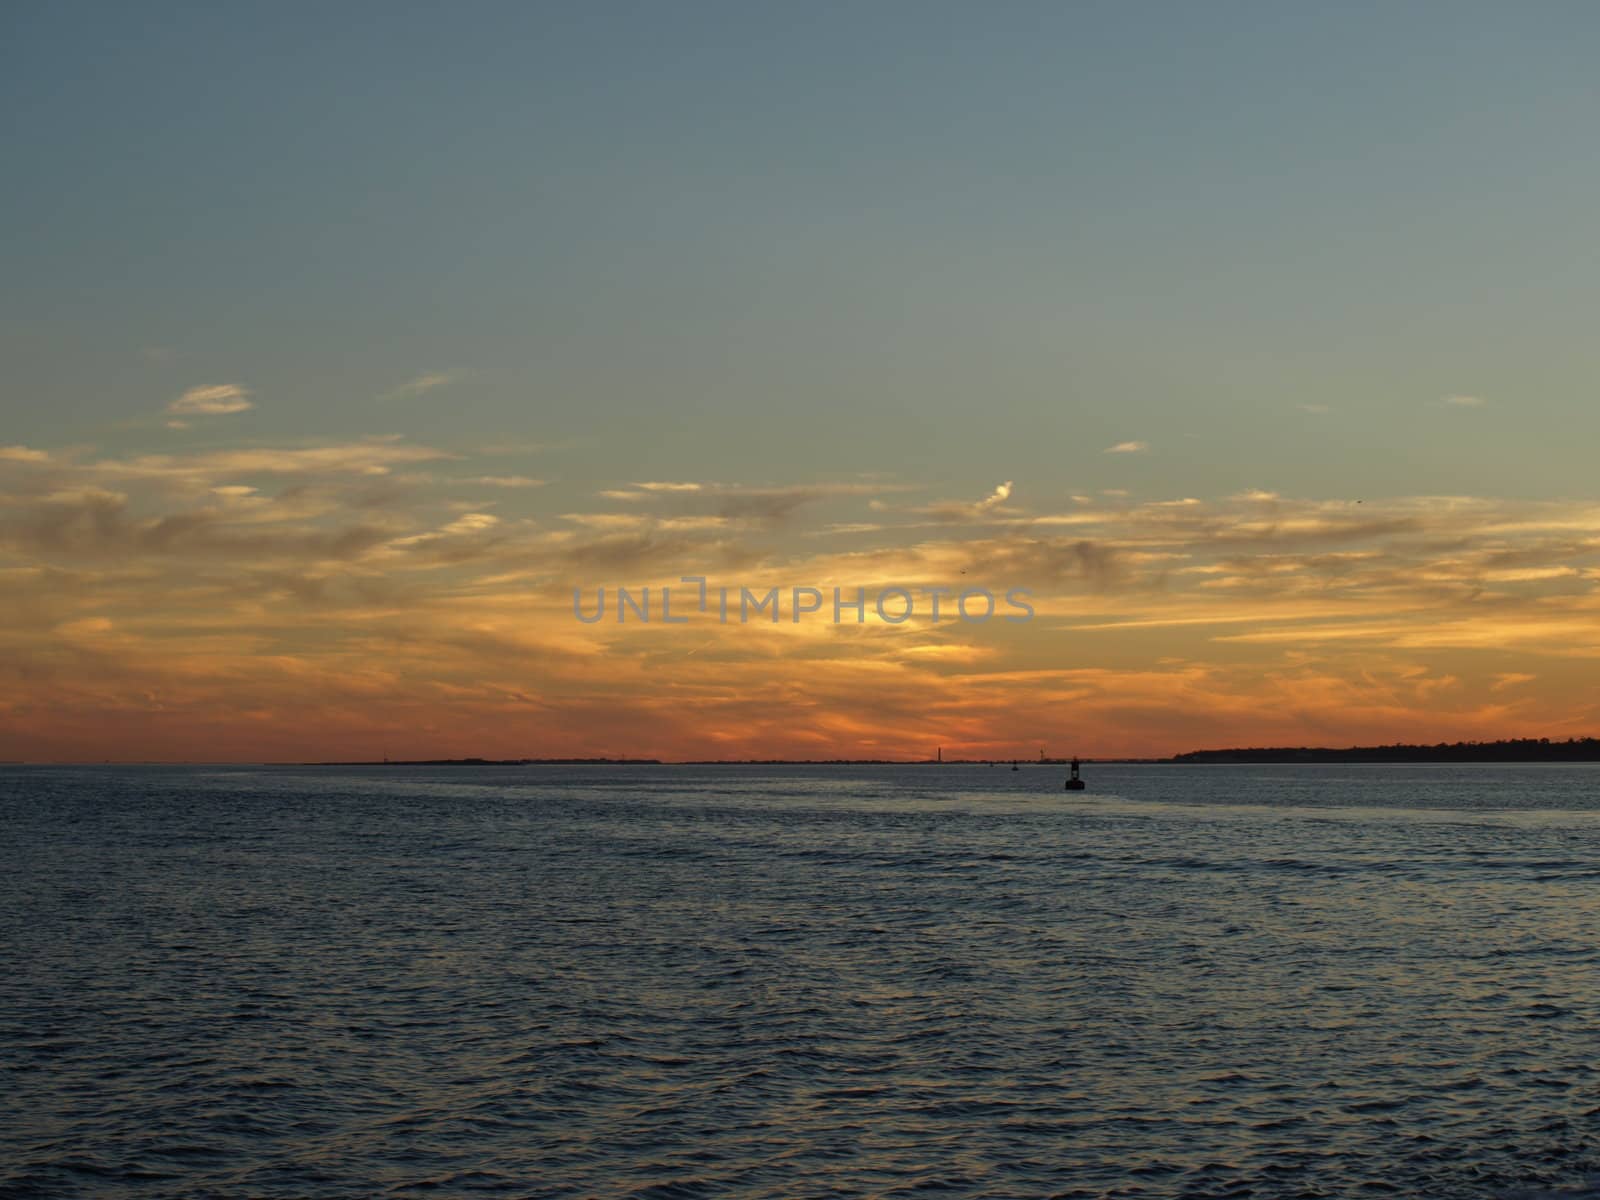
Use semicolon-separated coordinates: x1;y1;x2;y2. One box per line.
4;2;1600;761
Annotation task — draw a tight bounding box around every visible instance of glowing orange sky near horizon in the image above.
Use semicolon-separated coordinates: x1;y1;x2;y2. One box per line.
10;4;1600;764
4;440;1598;763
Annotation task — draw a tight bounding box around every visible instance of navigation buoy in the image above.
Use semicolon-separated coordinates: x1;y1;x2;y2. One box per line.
1064;756;1086;791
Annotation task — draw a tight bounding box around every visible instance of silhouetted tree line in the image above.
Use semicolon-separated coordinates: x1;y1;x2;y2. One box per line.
1174;738;1600;763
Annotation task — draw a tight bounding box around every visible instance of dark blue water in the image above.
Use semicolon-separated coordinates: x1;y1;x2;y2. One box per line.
4;763;1600;1198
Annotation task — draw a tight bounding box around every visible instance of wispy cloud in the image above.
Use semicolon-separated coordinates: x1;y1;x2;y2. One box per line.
1491;672;1537;691
597;479;910;523
1104;441;1148;454
479;439;564;456
383;372;456;402
92;440;452;483
1299;403;1330;414
1441;394;1487;408
0;445;51;464
168;384;253;416
978;480;1014;511
912;480;1018;523
470;475;546;489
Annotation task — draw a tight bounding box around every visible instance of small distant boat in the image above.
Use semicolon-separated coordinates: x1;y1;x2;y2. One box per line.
1064;757;1086;791
1011;760;1019;771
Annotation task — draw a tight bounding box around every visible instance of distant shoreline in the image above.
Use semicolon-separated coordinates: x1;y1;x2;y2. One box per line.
309;738;1600;766
298;757;1132;766
1172;738;1600;763
303;738;1600;766
308;739;1600;764
7;739;1599;766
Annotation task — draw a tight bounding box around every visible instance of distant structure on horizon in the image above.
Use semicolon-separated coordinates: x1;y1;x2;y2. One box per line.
1174;737;1600;763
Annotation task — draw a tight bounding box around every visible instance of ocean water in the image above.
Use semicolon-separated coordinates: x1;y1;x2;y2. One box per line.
3;763;1600;1199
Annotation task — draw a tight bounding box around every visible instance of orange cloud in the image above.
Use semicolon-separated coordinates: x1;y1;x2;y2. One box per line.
5;441;1600;761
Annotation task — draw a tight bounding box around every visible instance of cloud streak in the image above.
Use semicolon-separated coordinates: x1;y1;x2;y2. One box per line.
470;475;546;489
168;384;253;416
383;372;457;401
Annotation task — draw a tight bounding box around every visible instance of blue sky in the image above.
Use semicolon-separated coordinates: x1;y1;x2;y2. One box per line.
5;1;1599;503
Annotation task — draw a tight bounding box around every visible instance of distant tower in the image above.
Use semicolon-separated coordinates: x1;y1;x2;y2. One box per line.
937;746;942;764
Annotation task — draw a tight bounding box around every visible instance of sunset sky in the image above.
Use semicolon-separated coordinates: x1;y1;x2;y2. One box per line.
5;2;1600;761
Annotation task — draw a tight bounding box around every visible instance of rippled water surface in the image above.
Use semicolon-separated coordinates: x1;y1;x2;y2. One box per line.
4;763;1600;1198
